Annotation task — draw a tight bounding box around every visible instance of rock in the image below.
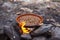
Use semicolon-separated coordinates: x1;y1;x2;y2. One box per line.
20;0;51;4
16;12;21;15
21;34;32;39
51;27;60;38
32;37;46;40
49;37;60;40
0;25;4;34
31;24;52;36
2;2;13;8
52;22;60;27
20;7;33;12
2;2;17;12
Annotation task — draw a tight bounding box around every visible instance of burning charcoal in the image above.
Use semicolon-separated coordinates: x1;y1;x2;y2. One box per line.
21;34;32;39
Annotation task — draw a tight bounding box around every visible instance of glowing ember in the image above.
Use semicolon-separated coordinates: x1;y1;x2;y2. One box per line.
19;21;30;34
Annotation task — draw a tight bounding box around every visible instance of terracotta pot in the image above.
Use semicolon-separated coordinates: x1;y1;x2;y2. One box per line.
16;13;43;28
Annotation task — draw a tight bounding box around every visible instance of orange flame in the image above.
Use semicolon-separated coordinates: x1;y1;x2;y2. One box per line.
19;21;30;34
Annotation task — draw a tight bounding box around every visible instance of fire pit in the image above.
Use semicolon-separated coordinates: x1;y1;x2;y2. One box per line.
16;13;43;34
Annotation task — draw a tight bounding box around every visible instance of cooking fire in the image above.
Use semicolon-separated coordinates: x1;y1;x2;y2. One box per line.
16;13;43;34
14;13;52;40
19;21;31;34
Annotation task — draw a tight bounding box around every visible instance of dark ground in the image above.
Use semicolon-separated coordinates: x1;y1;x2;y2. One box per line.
0;1;60;40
